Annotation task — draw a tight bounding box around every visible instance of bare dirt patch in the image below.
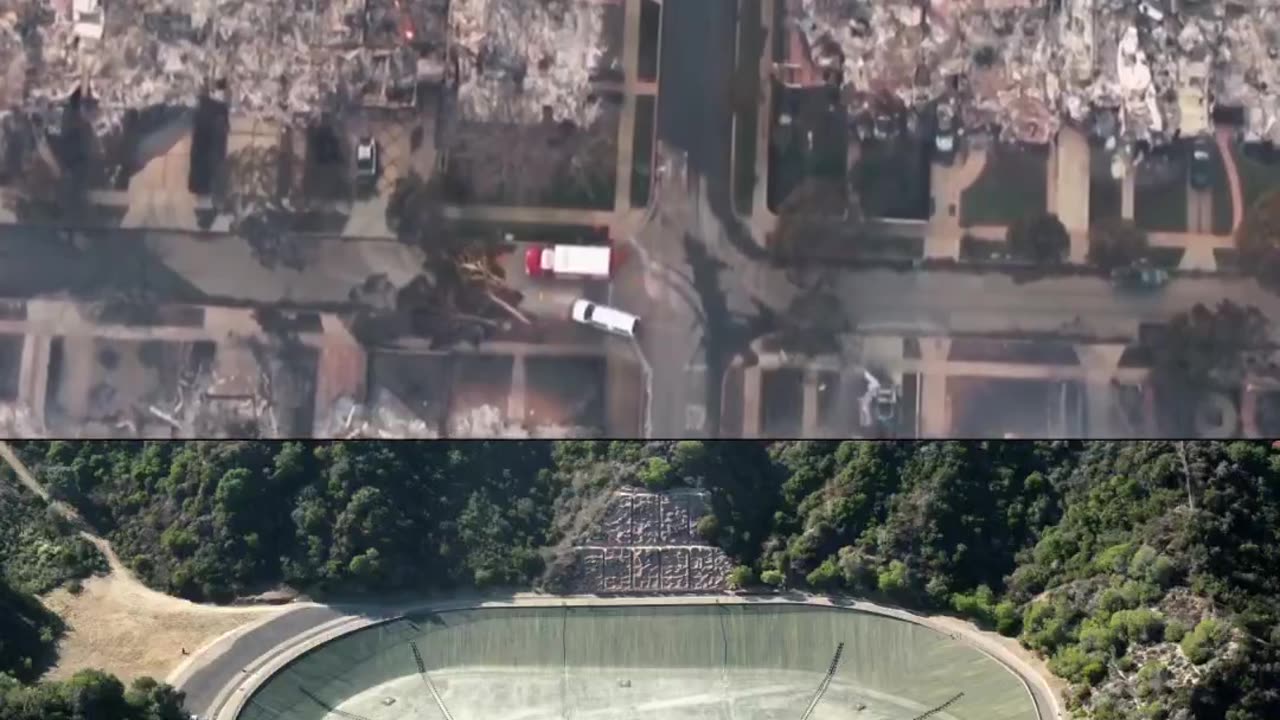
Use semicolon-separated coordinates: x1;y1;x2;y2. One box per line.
39;573;273;684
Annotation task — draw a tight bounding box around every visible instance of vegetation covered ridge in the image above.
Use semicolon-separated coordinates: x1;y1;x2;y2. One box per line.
0;440;1277;720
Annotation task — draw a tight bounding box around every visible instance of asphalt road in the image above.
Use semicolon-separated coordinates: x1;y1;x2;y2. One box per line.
0;225;423;309
179;605;346;718
626;0;782;437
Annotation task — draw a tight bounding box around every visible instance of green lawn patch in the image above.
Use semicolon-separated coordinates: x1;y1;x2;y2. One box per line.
1233;144;1280;213
1089;148;1122;225
1133;156;1188;233
630;96;655;209
959;143;1047;227
853;136;929;220
1209;143;1235;235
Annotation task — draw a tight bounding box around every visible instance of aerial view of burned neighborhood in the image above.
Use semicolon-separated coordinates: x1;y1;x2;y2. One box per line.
1;0;1280;438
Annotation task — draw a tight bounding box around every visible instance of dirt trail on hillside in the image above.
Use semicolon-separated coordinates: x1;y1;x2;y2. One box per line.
0;441;291;682
37;577;271;684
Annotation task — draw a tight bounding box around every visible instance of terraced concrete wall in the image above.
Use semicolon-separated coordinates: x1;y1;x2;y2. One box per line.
239;604;1036;720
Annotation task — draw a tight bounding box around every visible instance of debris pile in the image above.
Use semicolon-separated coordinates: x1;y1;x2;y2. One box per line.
321;390;441;437
319;391;594;438
0;0;446;133
787;0;1280;146
0;402;44;437
1217;5;1280;143
450;0;606;125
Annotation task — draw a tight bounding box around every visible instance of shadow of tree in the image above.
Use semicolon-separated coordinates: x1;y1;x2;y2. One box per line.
683;232;781;435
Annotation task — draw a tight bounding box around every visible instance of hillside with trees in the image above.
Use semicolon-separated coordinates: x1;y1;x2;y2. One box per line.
1;440;1278;720
1;468;190;720
0;576;61;684
0;471;105;597
0;667;190;720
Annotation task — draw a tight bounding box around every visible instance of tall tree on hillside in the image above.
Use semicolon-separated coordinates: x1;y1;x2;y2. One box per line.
0;576;62;681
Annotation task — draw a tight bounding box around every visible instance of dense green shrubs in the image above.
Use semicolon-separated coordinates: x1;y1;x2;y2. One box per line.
726;566;755;590
0;670;188;720
1181;618;1228;665
0;477;105;596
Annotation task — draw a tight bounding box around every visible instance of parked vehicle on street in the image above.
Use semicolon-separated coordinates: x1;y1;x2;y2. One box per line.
524;244;613;279
934;101;959;164
1111;265;1170;291
571;299;639;337
1189;136;1213;191
1138;0;1165;23
355;136;379;191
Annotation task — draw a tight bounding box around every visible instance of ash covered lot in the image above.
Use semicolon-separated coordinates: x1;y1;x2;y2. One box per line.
783;0;1280;147
0;0;450;129
0;0;625;209
442;0;625;208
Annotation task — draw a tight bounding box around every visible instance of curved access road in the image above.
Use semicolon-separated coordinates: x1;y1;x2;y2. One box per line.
184;593;1065;720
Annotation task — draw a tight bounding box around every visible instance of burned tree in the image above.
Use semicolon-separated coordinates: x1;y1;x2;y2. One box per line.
770;176;863;257
361;172;528;347
1088;217;1150;271
8;92;98;225
1148;301;1269;434
1006;212;1069;265
225;141;305;271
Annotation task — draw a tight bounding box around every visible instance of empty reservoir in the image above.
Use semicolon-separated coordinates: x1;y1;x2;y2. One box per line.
238;602;1040;720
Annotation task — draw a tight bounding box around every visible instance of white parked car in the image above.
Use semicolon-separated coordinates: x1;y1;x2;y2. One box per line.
72;0;105;39
571;299;639;337
355;136;378;190
1138;1;1164;22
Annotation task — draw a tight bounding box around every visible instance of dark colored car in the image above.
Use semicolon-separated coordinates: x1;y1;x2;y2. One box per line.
1111;265;1170;291
1189;137;1213;191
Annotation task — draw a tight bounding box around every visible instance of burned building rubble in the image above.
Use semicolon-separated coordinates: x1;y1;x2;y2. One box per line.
788;0;1280;146
0;0;450;134
1217;4;1280;144
449;0;608;126
0;0;616;188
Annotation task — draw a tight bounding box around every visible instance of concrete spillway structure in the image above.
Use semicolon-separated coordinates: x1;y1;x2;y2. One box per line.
237;603;1039;720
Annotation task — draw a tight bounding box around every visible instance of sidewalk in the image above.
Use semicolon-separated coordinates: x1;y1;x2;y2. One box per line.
748;0;778;243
